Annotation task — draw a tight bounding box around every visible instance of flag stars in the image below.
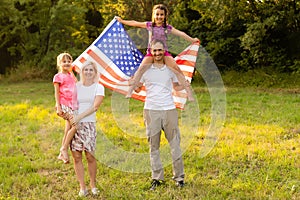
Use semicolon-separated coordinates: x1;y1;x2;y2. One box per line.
93;21;145;76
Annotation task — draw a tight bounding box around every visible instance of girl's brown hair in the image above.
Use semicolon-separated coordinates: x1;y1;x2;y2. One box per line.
151;4;168;28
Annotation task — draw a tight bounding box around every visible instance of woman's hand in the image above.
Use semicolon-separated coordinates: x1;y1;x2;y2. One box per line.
69;115;79;126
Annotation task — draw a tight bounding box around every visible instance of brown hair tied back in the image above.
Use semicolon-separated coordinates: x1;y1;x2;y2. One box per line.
151;4;168;28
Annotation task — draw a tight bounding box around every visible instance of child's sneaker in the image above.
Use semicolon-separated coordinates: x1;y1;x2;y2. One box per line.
78;189;88;197
91;188;100;195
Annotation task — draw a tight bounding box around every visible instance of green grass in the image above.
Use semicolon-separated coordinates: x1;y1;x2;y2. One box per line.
0;76;299;199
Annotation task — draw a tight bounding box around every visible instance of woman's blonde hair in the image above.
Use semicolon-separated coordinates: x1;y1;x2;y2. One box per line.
80;61;99;83
56;52;73;72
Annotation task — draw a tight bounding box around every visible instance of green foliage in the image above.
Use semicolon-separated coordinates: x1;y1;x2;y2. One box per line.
240;14;289;71
0;0;96;77
189;0;300;72
1;0;300;78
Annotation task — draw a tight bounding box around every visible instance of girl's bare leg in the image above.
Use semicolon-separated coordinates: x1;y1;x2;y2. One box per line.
58;113;77;164
164;56;194;101
58;118;72;163
126;56;153;98
59;126;77;164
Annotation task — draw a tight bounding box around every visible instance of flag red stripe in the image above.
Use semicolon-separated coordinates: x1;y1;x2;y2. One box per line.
100;74;121;86
99;78;146;102
79;57;87;63
182;71;194;77
174;102;184;110
176;59;195;66
73;65;81;73
99;80;127;95
100;74;147;92
177;49;198;57
87;49;127;82
130;93;146;101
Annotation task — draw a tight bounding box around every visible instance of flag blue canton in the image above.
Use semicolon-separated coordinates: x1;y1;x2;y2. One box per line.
94;21;144;77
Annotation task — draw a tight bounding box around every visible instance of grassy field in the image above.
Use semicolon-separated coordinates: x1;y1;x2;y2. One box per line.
0;77;299;199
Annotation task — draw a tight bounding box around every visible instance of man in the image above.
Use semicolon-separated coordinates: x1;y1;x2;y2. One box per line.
134;39;187;190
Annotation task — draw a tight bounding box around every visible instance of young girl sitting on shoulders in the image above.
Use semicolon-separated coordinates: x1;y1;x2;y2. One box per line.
116;4;200;101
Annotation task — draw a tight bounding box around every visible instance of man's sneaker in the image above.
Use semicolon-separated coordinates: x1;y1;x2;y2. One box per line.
176;180;185;188
78;189;88;197
91;188;100;195
150;179;161;191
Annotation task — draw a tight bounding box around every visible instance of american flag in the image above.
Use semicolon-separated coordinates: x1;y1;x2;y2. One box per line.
72;18;199;109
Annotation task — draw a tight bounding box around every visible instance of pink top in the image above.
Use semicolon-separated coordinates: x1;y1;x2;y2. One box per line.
53;72;78;110
146;22;173;54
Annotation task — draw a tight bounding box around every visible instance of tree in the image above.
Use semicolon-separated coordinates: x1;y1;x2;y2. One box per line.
189;0;300;72
240;0;300;72
0;0;24;74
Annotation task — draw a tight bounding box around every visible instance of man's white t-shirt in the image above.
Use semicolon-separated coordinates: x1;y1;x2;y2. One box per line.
76;82;105;122
140;64;178;110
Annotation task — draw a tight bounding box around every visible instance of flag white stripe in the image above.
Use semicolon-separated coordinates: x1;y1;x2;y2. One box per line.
179;65;195;73
176;55;196;61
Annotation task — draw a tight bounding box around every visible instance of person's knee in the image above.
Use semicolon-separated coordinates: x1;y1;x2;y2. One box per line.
148;137;160;151
72;151;82;163
85;152;96;163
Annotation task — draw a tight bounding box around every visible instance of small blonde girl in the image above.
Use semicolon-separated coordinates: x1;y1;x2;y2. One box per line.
53;52;78;164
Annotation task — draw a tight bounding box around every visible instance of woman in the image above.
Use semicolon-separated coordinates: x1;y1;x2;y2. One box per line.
69;61;105;197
